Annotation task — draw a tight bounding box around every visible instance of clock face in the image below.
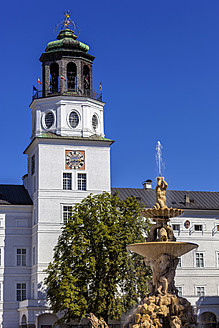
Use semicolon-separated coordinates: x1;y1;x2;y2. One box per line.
65;150;85;169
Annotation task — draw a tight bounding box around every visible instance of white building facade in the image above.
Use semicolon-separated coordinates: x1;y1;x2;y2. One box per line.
0;26;113;328
113;187;219;328
0;25;218;328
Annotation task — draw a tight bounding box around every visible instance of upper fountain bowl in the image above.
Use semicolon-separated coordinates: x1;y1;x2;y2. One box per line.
128;241;198;259
141;207;184;219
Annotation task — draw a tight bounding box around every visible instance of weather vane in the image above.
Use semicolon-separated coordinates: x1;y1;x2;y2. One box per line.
55;10;80;35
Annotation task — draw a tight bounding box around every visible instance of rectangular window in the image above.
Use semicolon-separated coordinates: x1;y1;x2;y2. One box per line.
31;154;35;176
16;283;26;301
17;249;26;266
177;257;182;268
78;173;86;191
217;252;219;267
172;224;180;231
34;176;37;192
63;173;72;190
176;286;182;296
32;247;36;266
32;281;35;299
196;252;204;267
63;206;72;224
194;224;203;231
196;286;205;297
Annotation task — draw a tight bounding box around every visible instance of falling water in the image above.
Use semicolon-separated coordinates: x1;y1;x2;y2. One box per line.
156;141;163;177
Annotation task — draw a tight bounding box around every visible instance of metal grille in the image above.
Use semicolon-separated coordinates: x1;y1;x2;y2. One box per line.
45;112;54;129
92;114;98;131
69;111;79;128
78;173;86;191
63;173;72;190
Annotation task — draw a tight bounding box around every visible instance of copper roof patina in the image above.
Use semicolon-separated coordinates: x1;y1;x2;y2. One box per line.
45;29;89;54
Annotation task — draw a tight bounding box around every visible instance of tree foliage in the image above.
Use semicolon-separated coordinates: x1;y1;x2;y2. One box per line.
44;192;151;325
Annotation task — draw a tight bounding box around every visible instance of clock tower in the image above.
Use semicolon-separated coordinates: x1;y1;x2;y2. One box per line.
21;15;113;323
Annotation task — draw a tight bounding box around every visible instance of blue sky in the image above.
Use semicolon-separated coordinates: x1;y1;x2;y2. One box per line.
0;0;218;191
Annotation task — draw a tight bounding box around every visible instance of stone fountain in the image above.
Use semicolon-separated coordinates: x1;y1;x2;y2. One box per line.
127;176;198;328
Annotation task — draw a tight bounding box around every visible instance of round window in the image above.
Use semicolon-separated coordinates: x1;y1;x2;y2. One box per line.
92;114;98;131
45;112;54;129
69;111;79;128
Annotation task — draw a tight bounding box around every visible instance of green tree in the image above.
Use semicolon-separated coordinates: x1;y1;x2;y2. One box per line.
44;192;151;325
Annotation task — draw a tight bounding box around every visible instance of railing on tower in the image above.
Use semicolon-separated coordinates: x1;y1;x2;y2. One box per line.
32;88;103;102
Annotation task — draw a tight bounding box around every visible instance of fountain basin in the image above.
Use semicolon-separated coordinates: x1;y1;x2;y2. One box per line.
127;241;198;259
141;207;184;219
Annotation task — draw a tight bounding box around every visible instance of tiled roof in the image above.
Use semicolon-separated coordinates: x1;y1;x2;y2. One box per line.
0;185;32;205
111;188;219;210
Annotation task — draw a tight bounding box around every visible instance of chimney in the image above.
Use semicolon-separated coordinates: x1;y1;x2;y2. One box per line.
185;194;190;204
143;179;152;189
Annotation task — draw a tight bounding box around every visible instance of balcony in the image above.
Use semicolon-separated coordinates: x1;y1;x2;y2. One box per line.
18;298;49;310
32;89;103;102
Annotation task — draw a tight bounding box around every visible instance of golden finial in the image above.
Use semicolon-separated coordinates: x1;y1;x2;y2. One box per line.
55;11;80;34
64;10;71;28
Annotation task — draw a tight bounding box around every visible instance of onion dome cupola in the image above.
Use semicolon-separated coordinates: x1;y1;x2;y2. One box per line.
38;15;97;99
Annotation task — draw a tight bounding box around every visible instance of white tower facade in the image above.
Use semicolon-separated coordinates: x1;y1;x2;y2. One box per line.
0;25;113;328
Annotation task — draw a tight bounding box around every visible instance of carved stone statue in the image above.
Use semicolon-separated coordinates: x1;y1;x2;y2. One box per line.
88;313;108;328
153;177;168;210
127;176;198;328
169;316;181;328
145;254;178;295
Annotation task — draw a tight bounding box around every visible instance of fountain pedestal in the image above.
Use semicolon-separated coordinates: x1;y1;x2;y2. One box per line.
127;177;198;328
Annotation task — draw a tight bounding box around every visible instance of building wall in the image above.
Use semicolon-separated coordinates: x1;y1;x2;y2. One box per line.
172;209;219;313
0;206;32;327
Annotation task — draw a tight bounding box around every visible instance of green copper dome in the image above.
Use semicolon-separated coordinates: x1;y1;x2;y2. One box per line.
45;29;89;53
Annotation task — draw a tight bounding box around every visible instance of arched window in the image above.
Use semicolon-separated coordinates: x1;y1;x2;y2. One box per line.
50;63;59;93
199;312;217;328
67;62;77;92
21;314;27;328
92;114;98;132
83;65;90;93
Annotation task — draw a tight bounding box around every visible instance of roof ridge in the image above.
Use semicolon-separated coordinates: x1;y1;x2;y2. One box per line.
112;187;219;194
